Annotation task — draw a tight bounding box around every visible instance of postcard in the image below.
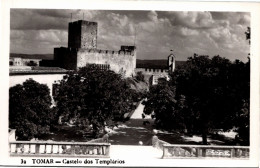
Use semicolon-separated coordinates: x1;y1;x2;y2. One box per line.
1;0;259;167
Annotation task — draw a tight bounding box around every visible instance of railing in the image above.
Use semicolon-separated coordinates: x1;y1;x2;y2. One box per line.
9;141;110;158
162;144;249;159
152;135;170;150
87;134;109;143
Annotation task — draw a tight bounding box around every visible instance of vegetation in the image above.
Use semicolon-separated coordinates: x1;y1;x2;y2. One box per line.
53;65;139;138
143;54;249;145
9;28;250;145
142;79;184;131
26;61;38;66
9;79;54;140
245;27;250;45
135;71;145;82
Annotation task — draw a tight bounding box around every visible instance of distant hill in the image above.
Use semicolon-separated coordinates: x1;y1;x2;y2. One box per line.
136;59;185;69
10;53;53;60
10;54;185;68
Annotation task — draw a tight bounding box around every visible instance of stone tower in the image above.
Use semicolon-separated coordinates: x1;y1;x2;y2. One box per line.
68;20;97;49
168;53;175;72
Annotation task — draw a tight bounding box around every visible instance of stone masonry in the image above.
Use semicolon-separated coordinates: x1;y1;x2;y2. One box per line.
54;20;136;77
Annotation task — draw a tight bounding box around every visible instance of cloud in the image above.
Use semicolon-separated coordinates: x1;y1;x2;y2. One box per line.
10;29;67;54
11;9;69;30
159;11;215;29
10;9;101;30
10;9;250;62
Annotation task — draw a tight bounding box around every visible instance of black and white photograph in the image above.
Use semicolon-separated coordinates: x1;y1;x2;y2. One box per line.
1;0;259;167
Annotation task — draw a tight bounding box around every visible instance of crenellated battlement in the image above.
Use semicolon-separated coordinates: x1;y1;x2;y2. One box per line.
54;20;136;77
55;47;78;52
55;47;135;56
69;20;97;26
78;48;135;56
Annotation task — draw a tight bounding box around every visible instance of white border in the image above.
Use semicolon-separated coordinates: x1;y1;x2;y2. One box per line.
0;0;259;167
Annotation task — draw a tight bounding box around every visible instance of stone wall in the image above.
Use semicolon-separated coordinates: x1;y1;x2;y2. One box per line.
68;20;97;49
54;47;78;70
135;68;168;75
81;21;97;49
135;68;169;85
77;49;136;77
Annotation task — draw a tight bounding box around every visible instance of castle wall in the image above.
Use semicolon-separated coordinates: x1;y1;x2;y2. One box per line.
135;68;168;75
68;21;81;48
135;68;169;85
68;20;97;49
77;49;136;77
54;47;78;70
81;21;97;49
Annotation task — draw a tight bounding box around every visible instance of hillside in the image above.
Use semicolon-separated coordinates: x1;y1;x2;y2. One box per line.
10;53;53;60
10;53;185;68
136;59;185;69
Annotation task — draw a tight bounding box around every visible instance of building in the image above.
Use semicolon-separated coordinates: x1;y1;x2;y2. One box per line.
9;57;42;67
135;53;176;85
53;20;136;77
9;68;68;102
9;19;179;97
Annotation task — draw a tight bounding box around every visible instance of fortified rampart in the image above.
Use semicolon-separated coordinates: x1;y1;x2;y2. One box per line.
77;48;136;77
68;20;97;49
54;20;136;77
54;46;136;77
54;47;78;70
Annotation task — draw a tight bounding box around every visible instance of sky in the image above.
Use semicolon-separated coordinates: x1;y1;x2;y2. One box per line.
10;9;250;62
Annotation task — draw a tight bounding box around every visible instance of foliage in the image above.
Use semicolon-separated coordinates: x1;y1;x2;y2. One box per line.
170;54;250;144
142;80;186;131
53;65;137;137
135;71;145;82
9;79;53;140
144;53;249;145
26;61;38;66
245;27;250;45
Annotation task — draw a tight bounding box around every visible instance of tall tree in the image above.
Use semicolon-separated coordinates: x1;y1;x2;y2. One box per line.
171;54;249;145
142;79;186;131
54;65;137;137
9;79;53;140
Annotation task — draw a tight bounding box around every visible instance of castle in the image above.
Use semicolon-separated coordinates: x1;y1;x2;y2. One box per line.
53;20;136;77
10;19;177;90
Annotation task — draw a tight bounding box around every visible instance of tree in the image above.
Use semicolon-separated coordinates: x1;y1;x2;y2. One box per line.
142;80;186;131
53;65;136;137
227;59;250;145
9;79;53;140
245;27;250;45
27;61;38;66
135;71;145;82
171;54;249;145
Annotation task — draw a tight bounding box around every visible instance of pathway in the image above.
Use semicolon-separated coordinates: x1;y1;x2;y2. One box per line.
108;119;154;145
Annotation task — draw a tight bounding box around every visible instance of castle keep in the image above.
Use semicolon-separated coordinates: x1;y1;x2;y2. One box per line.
54;20;136;77
10;20;176;87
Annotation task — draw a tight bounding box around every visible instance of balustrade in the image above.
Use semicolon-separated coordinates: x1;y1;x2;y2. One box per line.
9;141;110;158
162;144;249;159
